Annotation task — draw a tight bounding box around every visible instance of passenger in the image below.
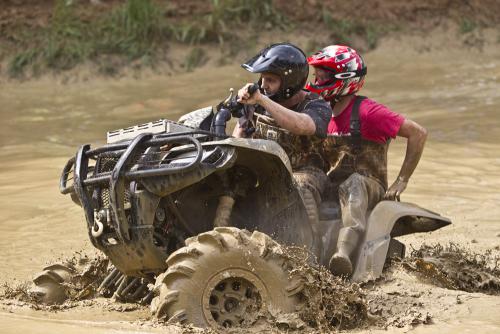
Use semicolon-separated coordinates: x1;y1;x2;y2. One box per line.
234;42;332;234
306;45;428;276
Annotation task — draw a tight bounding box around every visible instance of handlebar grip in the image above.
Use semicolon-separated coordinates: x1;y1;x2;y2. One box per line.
247;83;259;95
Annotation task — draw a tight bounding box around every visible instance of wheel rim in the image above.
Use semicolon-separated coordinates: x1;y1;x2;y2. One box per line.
202;269;267;328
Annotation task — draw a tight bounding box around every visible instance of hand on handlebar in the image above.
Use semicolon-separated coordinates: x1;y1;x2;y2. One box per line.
237;83;261;105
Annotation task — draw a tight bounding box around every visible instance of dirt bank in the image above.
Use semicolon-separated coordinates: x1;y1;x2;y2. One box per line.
1;0;499;80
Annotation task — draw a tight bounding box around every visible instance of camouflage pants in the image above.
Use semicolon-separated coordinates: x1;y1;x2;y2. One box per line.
293;166;328;228
338;173;385;236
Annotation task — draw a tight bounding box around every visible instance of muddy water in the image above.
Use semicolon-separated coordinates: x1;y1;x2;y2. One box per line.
1;44;500;333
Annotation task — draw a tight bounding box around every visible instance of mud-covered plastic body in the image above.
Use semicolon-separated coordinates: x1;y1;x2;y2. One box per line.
60;108;314;278
60;106;450;281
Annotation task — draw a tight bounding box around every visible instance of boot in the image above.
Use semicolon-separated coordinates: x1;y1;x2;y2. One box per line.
329;228;359;276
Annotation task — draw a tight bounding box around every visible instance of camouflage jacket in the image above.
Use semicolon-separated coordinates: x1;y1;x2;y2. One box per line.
322;96;390;190
252;92;331;171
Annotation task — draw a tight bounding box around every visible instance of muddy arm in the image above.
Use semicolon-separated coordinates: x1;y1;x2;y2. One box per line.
238;84;316;136
256;95;316;135
385;119;427;200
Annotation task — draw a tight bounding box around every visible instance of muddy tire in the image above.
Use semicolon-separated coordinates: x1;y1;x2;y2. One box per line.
151;227;304;329
30;263;75;304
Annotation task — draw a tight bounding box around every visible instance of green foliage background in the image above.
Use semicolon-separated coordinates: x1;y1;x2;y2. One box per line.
8;0;290;77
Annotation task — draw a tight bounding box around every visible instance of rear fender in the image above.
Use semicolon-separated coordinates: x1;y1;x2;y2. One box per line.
351;201;451;282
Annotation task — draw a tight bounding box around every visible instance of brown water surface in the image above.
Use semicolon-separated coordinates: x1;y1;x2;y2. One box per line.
0;46;499;332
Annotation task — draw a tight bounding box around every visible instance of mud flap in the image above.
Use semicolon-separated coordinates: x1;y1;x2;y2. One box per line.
387;238;405;259
351;201;451;282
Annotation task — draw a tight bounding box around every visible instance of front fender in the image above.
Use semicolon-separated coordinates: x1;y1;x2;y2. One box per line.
140;146;236;197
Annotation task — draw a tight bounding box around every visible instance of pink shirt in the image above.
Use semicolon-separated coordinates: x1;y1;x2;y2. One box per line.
328;97;405;144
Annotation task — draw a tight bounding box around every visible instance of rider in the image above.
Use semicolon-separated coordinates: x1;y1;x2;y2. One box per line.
306;45;428;276
233;42;332;235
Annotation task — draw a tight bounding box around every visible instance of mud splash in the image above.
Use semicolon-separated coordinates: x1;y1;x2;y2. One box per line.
281;243;500;332
1;247;371;332
1;252;110;307
2;243;500;333
283;246;368;331
0;250;157;312
402;243;500;295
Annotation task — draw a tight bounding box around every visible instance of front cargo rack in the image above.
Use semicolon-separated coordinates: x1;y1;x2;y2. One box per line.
60;130;226;243
59;130;225;194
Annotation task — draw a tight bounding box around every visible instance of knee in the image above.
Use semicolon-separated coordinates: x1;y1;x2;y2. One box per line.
339;173;364;196
343;173;365;188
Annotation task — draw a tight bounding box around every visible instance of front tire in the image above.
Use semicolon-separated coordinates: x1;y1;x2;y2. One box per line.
151;227;304;329
30;263;75;304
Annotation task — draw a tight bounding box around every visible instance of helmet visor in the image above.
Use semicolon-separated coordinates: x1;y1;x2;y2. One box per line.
306;79;341;97
308;68;338;90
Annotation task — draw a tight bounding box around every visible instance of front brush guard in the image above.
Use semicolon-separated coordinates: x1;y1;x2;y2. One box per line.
60;132;204;244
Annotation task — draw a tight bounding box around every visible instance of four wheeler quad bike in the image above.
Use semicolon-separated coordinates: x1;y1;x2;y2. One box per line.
52;90;451;328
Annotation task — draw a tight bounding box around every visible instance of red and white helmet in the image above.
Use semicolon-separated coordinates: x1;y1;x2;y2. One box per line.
305;45;367;101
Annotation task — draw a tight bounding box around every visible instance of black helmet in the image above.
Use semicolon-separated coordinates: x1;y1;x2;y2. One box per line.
242;43;309;102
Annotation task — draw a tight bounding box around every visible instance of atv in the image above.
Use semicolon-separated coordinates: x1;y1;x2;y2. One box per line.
48;90;450;328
